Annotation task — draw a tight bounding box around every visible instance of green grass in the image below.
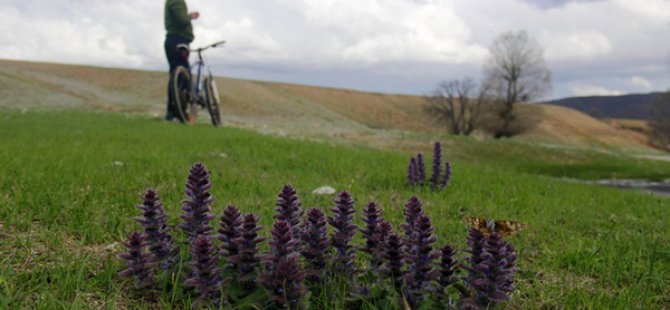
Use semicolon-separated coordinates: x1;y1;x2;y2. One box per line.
0;109;669;308
425;134;670;181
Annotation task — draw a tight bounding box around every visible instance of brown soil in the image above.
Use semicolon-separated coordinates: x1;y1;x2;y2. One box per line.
519;104;651;149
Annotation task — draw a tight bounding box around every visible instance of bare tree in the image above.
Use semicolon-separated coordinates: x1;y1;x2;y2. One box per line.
425;78;488;136
484;30;551;138
649;91;670;152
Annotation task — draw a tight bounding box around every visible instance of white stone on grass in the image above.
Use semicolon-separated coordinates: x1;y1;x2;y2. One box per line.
312;186;336;195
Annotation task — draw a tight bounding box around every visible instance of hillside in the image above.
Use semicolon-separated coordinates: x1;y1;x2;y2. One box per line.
518;104;650;148
0;59;654;150
547;92;663;120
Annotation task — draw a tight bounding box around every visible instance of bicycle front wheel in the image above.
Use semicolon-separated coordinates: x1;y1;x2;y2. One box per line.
171;66;192;124
203;76;222;127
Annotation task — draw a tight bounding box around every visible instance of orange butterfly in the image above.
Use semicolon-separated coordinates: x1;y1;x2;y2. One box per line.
465;217;524;237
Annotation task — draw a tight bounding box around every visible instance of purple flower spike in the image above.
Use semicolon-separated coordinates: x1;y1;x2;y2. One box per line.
328;191;358;275
229;214;265;290
400;196;424;247
379;232;404;290
218;205;242;267
261;220;305;309
403;214;439;307
118;232;155;289
416;153;426;184
407;157;417;186
465;227;486;277
134;189;178;270
300;208;329;284
185;235;224;308
180;163;216;240
263;220;298;271
443;161;452;188
275;184;304;240
465;232;518;307
262;255;306;310
431;142;442;188
438;244;459;297
360;201;384;269
377;220;393;243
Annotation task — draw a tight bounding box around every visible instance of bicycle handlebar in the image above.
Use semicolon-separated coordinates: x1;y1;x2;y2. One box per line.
193;40;226;53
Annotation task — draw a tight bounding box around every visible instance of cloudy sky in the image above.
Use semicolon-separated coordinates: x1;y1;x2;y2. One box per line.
1;0;669;99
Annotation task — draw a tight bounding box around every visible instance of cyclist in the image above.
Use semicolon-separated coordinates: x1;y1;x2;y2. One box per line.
164;0;199;121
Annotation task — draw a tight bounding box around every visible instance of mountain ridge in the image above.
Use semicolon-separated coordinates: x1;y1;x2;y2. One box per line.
547;92;664;120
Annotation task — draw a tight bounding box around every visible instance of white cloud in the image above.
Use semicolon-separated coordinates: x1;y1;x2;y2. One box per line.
0;0;667;97
217;0;489;67
541;31;612;61
628;76;654;90
0;1;159;68
338;4;488;65
195;17;286;63
570;84;624;96
613;0;670;21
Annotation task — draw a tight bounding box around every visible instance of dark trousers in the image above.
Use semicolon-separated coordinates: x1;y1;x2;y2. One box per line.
164;34;191;119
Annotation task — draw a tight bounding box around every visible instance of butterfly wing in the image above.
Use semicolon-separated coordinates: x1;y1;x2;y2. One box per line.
465;217;493;234
493;220;523;237
466;217;523;237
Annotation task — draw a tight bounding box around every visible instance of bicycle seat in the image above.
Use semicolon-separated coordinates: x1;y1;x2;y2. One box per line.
176;44;190;58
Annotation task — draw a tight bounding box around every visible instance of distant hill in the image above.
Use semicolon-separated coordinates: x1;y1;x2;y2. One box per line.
0;59;653;150
547;92;664;120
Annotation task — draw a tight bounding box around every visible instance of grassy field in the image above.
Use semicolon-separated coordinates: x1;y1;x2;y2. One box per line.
1;108;669;308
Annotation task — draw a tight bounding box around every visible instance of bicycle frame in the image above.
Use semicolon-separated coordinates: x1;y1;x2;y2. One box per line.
171;40;224;126
191;41;225;103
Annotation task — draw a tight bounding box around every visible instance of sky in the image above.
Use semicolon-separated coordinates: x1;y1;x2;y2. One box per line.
1;0;669;100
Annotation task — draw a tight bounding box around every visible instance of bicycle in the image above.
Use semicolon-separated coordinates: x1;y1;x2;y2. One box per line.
170;40;225;126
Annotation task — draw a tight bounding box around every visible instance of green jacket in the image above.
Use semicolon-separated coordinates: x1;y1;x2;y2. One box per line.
164;0;194;42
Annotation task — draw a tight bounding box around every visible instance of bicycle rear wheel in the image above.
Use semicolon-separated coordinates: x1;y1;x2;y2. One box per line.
203;76;222;127
170;66;192;124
